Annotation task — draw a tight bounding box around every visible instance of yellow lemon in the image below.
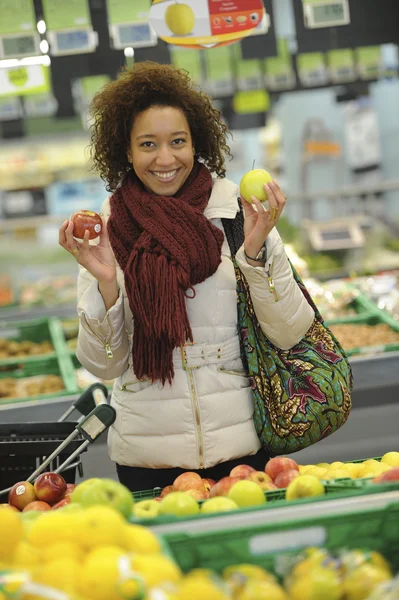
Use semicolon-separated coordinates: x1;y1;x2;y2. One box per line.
0;507;23;560
79;505;126;549
381;451;399;467
12;541;41;570
38;557;81;594
289;566;342;600
79;553;133;600
330;461;345;469
324;468;350;480
165;3;195;36
343;564;391;600
237;580;288;600
357;463;386;479
305;466;328;479
86;545;126;562
223;563;275;582
123;523;161;554
130;553;182;588
345;463;361;478
41;541;84;563
27;511;84;547
316;463;330;469
176;576;230;600
340;550;392;578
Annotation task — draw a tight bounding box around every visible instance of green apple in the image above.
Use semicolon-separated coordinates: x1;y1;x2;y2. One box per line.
227;480;266;508
285;475;325;501
159;492;200;518
165;3;195;36
75;479;134;519
240;169;273;203
70;478;101;504
133;499;160;520
201;497;239;514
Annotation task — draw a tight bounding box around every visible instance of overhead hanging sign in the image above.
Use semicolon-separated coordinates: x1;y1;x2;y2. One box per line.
150;0;265;50
302;0;350;29
106;0;157;49
327;48;356;83
42;0;98;56
0;65;51;97
0;0;40;59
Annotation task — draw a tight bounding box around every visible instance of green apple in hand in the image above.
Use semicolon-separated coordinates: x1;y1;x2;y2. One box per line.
240;169;273;203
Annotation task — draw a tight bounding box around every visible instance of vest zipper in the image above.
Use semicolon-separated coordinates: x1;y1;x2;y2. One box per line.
266;259;278;302
187;370;204;469
82;313;114;359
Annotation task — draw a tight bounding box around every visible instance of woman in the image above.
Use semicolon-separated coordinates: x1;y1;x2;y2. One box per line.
59;62;314;491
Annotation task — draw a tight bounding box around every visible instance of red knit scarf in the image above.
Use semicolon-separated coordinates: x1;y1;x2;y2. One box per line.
108;161;224;385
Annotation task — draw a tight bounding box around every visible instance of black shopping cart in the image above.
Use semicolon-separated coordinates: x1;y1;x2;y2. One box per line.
0;383;116;502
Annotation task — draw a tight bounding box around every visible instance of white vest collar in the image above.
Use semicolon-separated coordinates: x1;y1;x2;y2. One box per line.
204;177;240;220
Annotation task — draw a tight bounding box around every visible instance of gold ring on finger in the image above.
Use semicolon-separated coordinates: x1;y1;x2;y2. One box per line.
71;248;79;255
271;207;277;220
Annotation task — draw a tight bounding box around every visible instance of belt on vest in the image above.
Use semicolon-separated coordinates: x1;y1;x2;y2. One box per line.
175;336;242;371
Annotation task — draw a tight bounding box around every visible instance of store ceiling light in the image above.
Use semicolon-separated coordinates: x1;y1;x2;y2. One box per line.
0;55;51;69
37;20;47;34
124;47;134;57
40;40;49;54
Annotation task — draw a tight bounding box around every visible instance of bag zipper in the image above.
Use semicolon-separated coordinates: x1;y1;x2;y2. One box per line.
217;367;247;377
266;259;278;302
82;313;114;359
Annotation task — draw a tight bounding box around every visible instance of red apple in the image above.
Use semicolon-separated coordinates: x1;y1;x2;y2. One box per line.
64;484;77;498
51;497;71;510
247;471;276;490
34;472;67;505
71;210;102;240
160;485;175;499
185;489;209;501
230;464;257;480
203;478;216;492
8;481;37;511
173;472;205;493
274;469;300;489
23;501;51;512
1;504;20;512
373;467;399;484
209;476;241;498
265;457;299;481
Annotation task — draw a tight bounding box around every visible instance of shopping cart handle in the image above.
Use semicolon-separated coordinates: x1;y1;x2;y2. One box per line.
76;404;116;443
72;383;109;417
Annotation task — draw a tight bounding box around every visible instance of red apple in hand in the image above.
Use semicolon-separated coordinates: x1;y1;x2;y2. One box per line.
34;472;67;504
23;501;51;512
8;481;37;511
71;210;102;240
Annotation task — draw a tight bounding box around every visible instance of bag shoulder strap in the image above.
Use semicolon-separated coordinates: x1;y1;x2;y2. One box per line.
221;199;244;258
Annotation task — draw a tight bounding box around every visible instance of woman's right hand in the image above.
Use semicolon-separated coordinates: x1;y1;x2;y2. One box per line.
59;218;117;285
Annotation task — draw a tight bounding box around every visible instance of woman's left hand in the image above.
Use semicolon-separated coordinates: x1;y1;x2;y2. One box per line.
242;179;286;259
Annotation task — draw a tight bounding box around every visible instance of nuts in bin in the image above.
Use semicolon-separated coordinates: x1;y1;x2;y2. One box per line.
329;323;399;351
0;339;54;360
0;375;64;400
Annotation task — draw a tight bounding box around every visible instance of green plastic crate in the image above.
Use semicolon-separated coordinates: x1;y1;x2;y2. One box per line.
326;312;399;356
0;354;79;405
0;317;64;365
161;501;399;573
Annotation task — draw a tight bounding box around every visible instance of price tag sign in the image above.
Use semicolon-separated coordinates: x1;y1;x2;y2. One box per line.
302;0;350;29
169;47;203;85
24;93;58;117
0;65;50;97
355;46;382;81
304;219;364;251
203;46;234;96
297;52;329;87
106;0;157;49
327;48;356;83
232;43;263;91
0;97;23;121
150;0;265;50
42;0;97;55
0;0;40;59
264;39;296;91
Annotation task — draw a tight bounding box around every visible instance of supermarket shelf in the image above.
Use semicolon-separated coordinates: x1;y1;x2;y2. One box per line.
0;304;76;321
150;490;399;536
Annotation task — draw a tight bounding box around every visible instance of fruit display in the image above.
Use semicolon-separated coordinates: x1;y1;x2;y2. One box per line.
1;499;398;600
19;275;77;307
303;279;362;321
0;374;64;400
0;338;54;360
352;272;399;322
328;322;399;351
71;210;102;241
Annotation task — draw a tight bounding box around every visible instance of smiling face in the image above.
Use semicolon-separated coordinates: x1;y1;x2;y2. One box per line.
128;105;195;196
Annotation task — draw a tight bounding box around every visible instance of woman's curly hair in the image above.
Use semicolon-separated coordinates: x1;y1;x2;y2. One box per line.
89;61;232;192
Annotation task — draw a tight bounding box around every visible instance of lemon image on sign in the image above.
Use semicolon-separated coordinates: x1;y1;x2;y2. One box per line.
165;2;195;36
8;67;29;87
